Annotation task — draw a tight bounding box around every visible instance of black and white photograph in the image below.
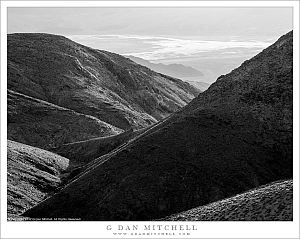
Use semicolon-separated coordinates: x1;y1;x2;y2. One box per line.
0;1;299;238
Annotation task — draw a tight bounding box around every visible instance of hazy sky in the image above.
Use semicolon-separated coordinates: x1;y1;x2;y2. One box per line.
8;7;293;83
8;7;292;38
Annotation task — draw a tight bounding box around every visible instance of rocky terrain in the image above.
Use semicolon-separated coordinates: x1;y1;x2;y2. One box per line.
23;31;293;221
7;140;69;219
8;33;199;131
8;90;122;149
163;180;292;221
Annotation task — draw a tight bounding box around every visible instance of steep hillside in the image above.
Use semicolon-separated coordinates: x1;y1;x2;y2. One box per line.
8;33;199;130
8;90;122;149
23;32;293;221
163;180;293;221
7;140;69;219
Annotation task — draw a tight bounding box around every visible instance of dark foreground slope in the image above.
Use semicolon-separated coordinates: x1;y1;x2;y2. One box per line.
24;32;293;221
8;33;199;130
8;90;122;149
7;140;69;219
163;180;293;221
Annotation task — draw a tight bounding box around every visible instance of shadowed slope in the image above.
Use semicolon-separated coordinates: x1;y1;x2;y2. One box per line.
163;180;293;221
8;33;199;130
7;140;69;219
8;90;122;149
23;32;293;221
52;129;144;168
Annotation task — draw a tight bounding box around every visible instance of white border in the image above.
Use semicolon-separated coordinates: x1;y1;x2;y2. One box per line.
1;1;299;239
1;0;300;7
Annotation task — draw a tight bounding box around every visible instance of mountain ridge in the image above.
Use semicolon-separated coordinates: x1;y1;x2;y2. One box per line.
8;33;199;131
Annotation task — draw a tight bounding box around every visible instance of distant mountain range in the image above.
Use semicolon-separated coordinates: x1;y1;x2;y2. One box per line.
21;31;293;221
127;55;210;91
184;80;210;92
127;55;204;77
